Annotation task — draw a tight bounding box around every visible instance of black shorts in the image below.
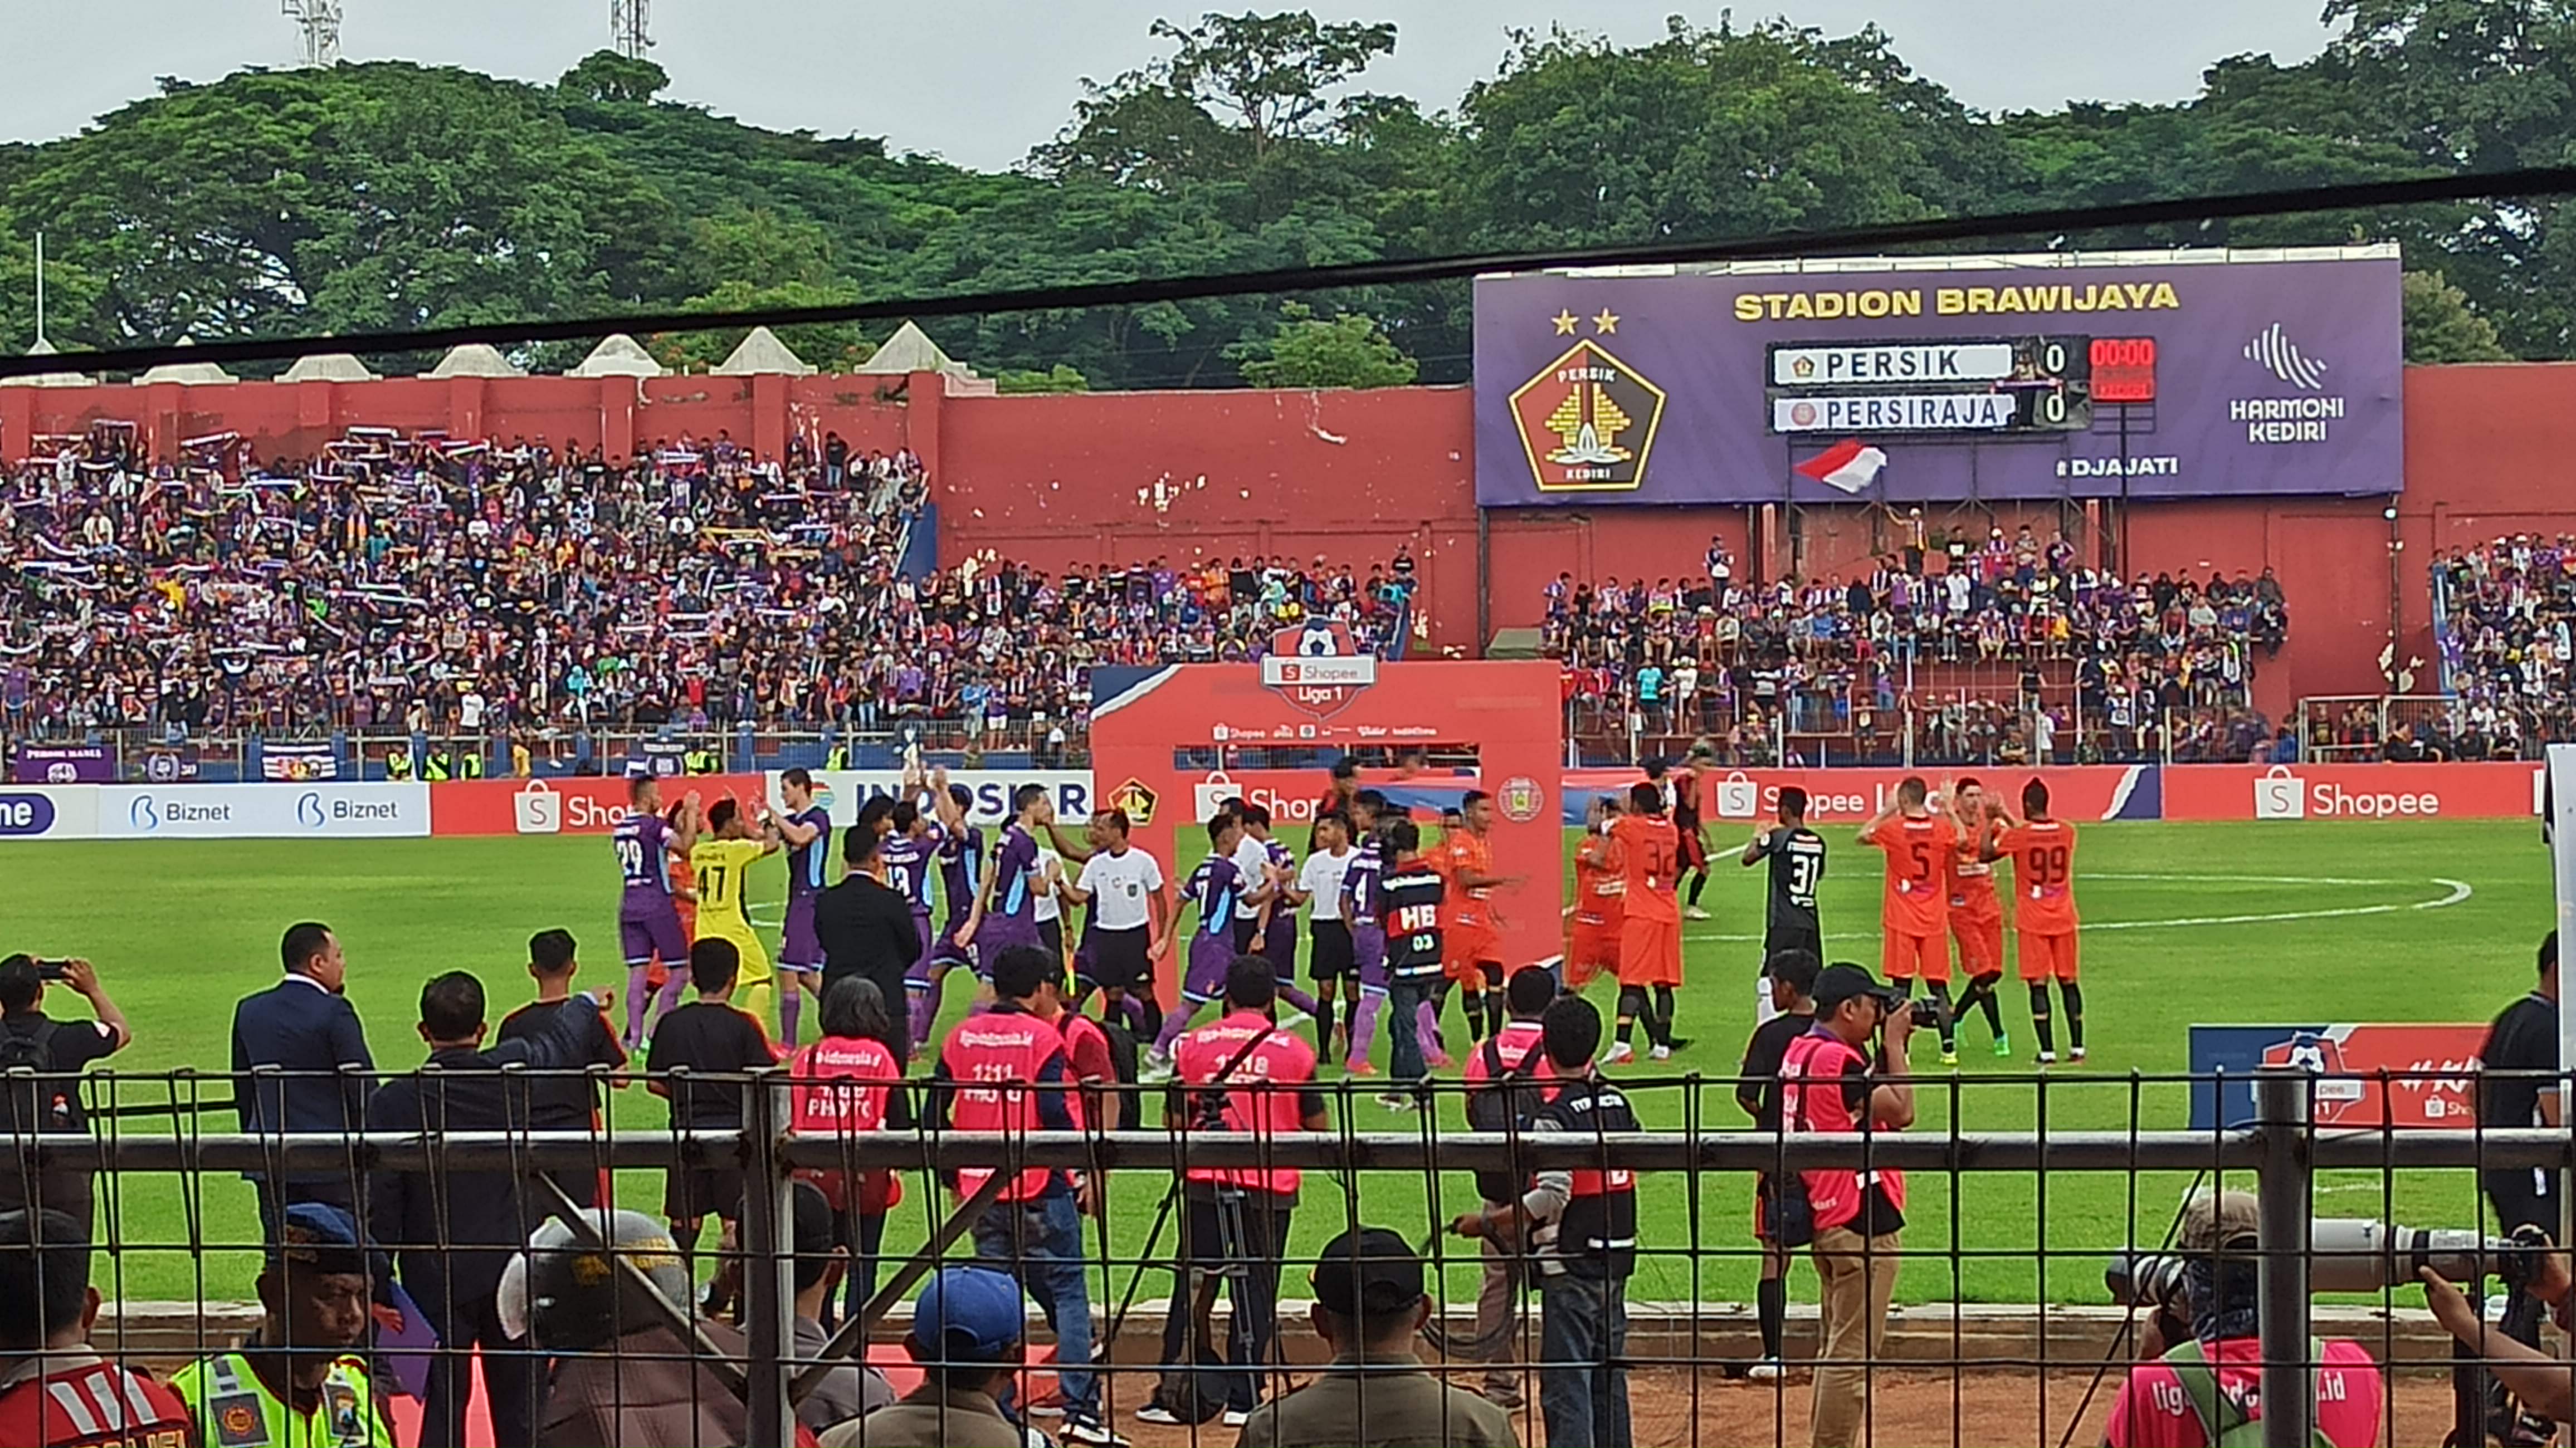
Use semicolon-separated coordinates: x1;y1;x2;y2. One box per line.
1763;924;1823;970
1039;918;1065;960
665;1165;747;1223
1084;925;1154;995
1231;916;1261;955
1308;919;1357;981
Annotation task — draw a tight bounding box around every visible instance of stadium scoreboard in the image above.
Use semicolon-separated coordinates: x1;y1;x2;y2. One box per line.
1765;335;2158;436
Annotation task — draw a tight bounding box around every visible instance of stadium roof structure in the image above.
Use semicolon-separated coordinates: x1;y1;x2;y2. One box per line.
569;333;666;378
713;326;814;376
0;337;97;388
136;337;237;385
858;321;966;377
853;320;997;393
426;343;526;378
280;351;379;382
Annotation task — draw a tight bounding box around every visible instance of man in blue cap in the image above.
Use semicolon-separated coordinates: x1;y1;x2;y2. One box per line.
172;1202;398;1447
819;1265;1033;1448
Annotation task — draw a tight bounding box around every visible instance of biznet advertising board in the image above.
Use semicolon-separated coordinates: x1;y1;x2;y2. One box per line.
1472;251;2403;505
95;783;429;839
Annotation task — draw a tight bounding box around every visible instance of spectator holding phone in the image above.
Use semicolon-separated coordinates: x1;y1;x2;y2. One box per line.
0;956;133;1228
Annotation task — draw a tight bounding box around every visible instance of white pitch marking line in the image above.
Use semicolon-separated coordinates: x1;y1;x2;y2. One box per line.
1682;878;2473;943
2087;872;2396;886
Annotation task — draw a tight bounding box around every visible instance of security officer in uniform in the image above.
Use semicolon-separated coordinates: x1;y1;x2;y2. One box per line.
172;1202;397;1447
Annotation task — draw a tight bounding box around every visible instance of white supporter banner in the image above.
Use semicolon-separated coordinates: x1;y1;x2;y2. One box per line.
96;782;431;839
783;770;1095;828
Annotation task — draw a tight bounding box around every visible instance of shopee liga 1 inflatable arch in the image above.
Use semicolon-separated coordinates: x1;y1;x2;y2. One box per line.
1087;642;1565;1000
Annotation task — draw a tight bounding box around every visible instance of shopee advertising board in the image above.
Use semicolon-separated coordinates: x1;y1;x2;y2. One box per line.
780;771;1095;829
1560;765;2162;826
430;775;772;836
2163;762;2545;821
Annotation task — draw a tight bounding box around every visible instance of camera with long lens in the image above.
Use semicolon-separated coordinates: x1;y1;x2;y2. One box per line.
2106;1220;2537;1307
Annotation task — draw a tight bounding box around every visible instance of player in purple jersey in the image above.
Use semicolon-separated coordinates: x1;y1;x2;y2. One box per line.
1339;790;1392;1075
914;778;984;1046
961;783;1052;963
614;775;701;1048
774;767;835;1046
1238;808;1322;1027
1145;814;1251;1071
881;799;947;1044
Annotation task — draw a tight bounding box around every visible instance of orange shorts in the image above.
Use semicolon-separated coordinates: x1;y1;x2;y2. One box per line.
2017;929;2080;982
1882;926;1949;984
1617;917;1683;988
1445;923;1501;984
1949;905;2004;979
1568;918;1621;989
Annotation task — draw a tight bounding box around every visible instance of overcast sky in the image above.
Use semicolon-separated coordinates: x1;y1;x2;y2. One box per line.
7;1;2340;170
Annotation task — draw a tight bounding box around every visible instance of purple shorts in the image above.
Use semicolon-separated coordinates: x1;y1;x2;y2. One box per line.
1263;918;1299;979
783;895;821;971
620;909;687;967
975;915;1043;971
1183;931;1235;1002
1352;922;1388;992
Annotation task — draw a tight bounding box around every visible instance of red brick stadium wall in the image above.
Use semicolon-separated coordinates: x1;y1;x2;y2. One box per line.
11;362;2575;699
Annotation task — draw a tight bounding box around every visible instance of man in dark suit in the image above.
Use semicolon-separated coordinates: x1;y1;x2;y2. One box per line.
367;969;616;1448
231;921;374;1238
814;825;921;1065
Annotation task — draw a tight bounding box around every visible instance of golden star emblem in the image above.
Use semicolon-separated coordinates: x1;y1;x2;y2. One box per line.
1552;310;1579;336
1592;308;1621;334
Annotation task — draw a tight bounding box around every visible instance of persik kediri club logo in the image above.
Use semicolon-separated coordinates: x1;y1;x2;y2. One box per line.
1509;325;1667;494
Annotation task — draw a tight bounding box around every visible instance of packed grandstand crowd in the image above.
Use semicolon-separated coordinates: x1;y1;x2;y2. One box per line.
2427;536;2576;758
0;427;1418;745
1545;526;2291;765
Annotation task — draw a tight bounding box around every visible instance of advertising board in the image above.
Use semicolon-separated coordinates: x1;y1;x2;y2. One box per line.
96;783;430;839
2162;762;2544;822
2188;1023;2487;1131
428;775;772;836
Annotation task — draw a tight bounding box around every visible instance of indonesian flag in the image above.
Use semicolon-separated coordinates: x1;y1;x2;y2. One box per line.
1793;438;1888;495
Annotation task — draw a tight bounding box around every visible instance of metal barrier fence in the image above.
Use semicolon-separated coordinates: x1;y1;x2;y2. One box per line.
4;1065;2569;1448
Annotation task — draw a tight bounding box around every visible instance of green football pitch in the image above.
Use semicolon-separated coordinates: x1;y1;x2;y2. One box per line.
4;818;2551;1309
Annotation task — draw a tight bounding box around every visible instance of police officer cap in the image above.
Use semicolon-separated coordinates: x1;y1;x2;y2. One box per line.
514;1209;693;1350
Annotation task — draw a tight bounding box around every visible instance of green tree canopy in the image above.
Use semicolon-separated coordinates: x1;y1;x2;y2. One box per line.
1228;302;1417;388
5;7;2572;381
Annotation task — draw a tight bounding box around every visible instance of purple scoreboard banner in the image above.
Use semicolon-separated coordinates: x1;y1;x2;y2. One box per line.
10;744;118;784
1472;251;2403;506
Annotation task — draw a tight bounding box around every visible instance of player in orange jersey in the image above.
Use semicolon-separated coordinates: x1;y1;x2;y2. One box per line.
1565;795;1627;990
1944;777;2013;1063
1437;791;1515;1043
1986;777;2084;1062
1605;781;1686;1064
1857;776;1957;1061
